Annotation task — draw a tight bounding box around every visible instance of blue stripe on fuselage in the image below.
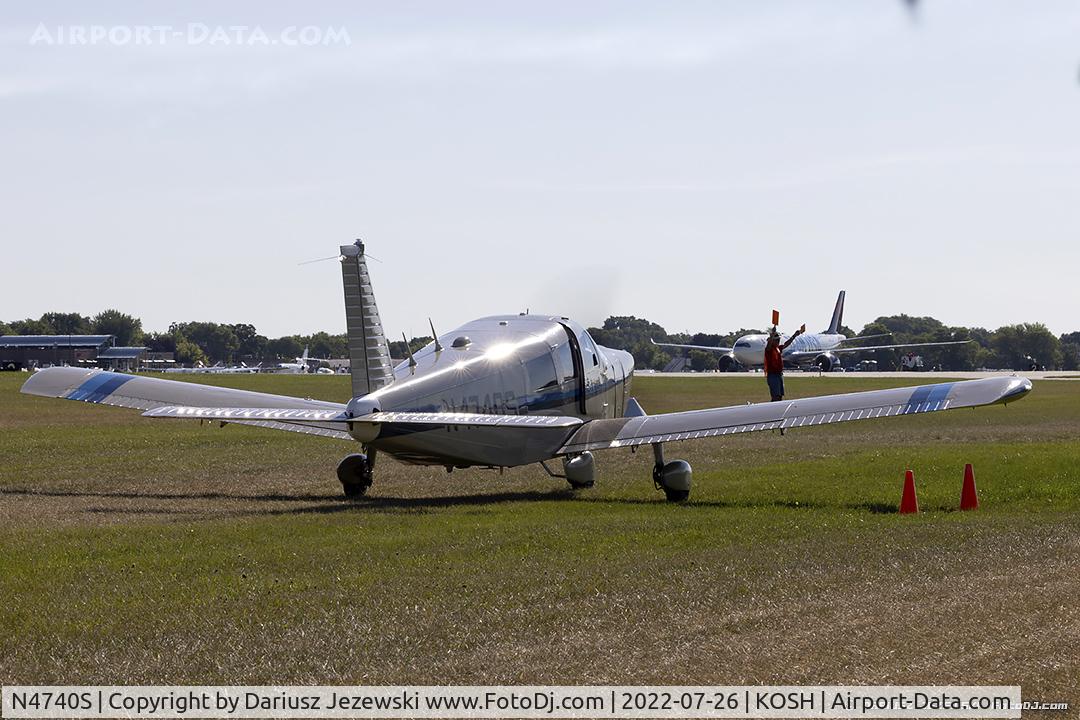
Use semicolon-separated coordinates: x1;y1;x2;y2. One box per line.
65;372;134;402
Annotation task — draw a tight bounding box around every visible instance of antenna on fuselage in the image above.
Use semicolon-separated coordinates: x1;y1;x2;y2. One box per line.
402;332;417;371
428;318;443;353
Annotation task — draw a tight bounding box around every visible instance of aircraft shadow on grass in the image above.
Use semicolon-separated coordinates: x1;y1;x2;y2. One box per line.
0;487;899;516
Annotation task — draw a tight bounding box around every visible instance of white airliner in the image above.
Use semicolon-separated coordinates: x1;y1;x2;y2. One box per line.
653;291;970;371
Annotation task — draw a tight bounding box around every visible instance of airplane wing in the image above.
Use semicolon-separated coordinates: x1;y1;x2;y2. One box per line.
650;339;733;353
558;376;1031;454
787;339;971;360
21;367;582;442
20;367;351;439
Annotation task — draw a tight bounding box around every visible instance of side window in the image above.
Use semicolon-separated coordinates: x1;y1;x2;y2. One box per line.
554;341;576;383
525;352;558;393
579;331;600;367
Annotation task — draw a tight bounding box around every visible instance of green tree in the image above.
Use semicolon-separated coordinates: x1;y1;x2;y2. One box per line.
40;312;92;335
0;321;11;336
306;331;349;359
170;322;239;363
144;331;177;354
589;316;673;370
9;318;51;335
174;337;207;366
991;323;1062;370
853;315;981;371
230;323;268;361
1060;331;1080;371
388;336;432;359
92;309;143;346
267;336;305;361
689;350;719;372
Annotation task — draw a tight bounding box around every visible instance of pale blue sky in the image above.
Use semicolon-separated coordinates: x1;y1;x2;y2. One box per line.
2;2;1078;338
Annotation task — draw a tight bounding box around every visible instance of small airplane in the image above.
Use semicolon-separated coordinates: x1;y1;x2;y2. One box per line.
653;291;971;372
266;347;310;374
22;243;1031;502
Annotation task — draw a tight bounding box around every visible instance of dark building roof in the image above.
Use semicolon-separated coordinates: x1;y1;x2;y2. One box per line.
0;335;113;348
96;346;148;360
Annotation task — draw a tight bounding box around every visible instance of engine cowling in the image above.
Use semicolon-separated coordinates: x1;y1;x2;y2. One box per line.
717;353;739;372
811;352;841;372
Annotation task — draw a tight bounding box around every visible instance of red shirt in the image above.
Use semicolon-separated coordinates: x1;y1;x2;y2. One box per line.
764;342;784;375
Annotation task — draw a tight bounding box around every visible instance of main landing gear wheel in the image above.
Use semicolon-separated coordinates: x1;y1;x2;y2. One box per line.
652;443;692;502
337;452;374;499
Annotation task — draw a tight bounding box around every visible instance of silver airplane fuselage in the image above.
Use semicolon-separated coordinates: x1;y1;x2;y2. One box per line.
351;314;634;467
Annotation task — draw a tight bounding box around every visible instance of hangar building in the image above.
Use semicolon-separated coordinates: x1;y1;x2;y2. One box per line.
0;335;155;372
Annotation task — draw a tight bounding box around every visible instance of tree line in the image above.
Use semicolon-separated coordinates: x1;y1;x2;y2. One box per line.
0;310;433;367
2;310;1078;371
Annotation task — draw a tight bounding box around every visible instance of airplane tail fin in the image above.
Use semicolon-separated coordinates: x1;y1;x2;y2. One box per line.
825;290;845;334
339;240;395;397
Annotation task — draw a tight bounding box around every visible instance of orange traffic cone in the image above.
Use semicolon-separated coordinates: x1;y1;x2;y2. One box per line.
960;463;979;511
899;470;919;514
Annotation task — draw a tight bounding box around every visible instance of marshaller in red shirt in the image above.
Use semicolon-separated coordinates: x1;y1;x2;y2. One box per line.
764;324;805;401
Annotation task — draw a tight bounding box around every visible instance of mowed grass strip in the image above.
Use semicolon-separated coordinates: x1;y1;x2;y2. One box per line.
0;372;1077;701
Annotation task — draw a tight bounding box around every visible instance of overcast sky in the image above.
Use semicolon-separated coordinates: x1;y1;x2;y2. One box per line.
2;1;1078;339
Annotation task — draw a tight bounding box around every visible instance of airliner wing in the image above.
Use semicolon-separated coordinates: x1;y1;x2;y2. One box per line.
787;339;972;360
650;339;733;353
558;376;1031;454
833;333;892;344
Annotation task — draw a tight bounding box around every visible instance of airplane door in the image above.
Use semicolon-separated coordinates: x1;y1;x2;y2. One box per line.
557;324;586;415
577;330;609;418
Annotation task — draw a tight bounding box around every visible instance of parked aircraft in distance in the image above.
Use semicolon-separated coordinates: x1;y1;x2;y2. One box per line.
653;291;971;371
22;244;1031;502
165;362;261;375
266;347;311;374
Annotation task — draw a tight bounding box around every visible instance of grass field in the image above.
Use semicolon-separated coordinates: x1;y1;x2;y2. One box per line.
1;372;1077;703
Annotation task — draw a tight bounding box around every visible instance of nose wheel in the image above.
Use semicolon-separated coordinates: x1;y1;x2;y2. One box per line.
337;450;375;498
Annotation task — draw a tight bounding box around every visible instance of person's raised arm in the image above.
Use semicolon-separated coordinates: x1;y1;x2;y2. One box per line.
781;324;806;350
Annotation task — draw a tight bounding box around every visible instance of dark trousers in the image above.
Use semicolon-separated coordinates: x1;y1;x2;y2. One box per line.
767;372;784;401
